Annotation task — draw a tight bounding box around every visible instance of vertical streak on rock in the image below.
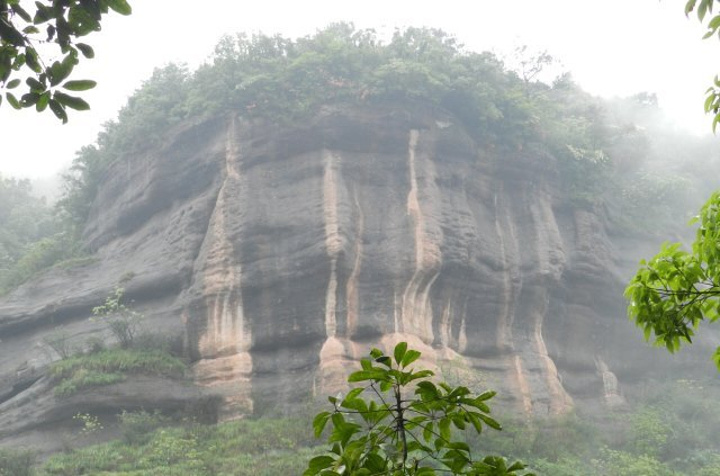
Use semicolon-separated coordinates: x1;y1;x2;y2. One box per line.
323;150;341;338
193;116;252;419
346;188;363;336
401;130;438;341
493;189;515;352
439;299;452;347
458;316;467;353
526;198;572;415
532;288;571;415
595;357;625;407
393;291;399;333
317;150;351;397
403;129;422;335
513;355;533;415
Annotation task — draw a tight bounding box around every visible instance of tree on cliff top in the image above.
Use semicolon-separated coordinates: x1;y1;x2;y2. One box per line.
0;0;131;122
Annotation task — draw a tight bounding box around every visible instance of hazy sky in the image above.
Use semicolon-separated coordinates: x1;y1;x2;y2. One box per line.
1;0;717;178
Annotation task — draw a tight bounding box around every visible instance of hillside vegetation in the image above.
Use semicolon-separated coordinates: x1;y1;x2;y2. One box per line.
3;24;714;294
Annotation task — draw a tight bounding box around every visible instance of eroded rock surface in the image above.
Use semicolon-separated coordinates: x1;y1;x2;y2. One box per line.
1;102;712;451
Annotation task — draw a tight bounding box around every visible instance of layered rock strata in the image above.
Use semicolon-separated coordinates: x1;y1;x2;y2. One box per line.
1;102;707;452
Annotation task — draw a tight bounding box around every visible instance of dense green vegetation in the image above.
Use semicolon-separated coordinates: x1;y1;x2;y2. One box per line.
59;24;613;227
49;347;186;397
2;377;719;475
40;416;320;475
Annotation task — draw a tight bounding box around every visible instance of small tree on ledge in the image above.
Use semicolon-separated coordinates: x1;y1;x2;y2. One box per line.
305;342;534;476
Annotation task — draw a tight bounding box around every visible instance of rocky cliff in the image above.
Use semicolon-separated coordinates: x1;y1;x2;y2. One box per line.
0;102;708;452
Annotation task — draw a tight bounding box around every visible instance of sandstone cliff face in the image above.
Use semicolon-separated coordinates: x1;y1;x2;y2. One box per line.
0;102;704;451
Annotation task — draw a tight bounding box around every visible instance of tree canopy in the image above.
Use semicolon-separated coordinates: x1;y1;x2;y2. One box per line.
0;0;131;121
626;191;720;368
58;24;613;229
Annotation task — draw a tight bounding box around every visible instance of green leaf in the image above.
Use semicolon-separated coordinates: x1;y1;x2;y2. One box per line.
364;453;387;472
20;92;40;106
10;3;32;22
53;91;90;111
360;358;372;371
33;3;54;24
69;5;101;35
438;417;451;440
344;387;364;401
48;98;68;123
313;411;331;438
6;92;20;109
423;421;434;441
305;455;335;474
6;78;21;89
375;356;392;367
25;49;41;73
401;349;422;368
475;390;497;402
106;0;133;15
36;92;49;112
0;19;26;46
477;413;502;431
408;369;434;382
49;53;79;87
62;80;97;91
76;43;95;59
348;369;386;382
26;77;45;92
394;341;408;365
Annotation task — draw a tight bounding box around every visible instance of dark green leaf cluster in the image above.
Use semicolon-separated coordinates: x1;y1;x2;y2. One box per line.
626;190;720;367
307;342;532;475
0;0;131;121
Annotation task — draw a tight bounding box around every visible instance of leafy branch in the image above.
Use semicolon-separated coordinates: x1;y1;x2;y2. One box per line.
0;0;132;121
305;342;533;475
626;191;720;368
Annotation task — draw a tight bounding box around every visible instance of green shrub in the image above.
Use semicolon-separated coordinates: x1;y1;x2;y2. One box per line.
54;369;125;397
593;448;675;476
0;448;35;476
49;348;186;397
41;417;321;476
118;410;170;446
